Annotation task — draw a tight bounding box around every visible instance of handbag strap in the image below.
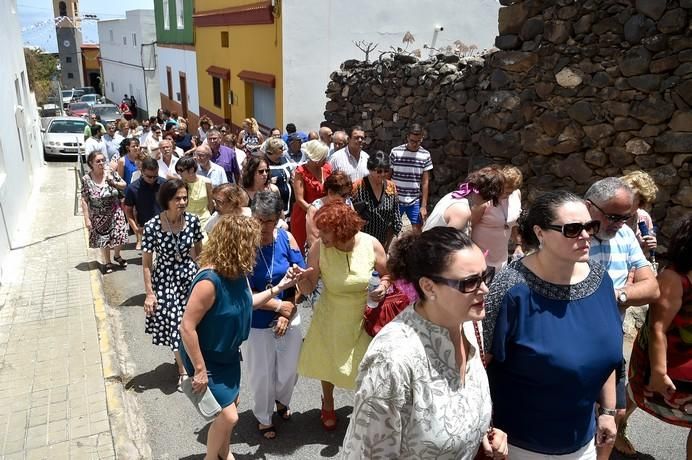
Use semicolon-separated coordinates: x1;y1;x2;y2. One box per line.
472;321;487;369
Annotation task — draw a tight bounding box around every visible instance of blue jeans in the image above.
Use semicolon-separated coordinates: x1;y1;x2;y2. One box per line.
399;200;422;225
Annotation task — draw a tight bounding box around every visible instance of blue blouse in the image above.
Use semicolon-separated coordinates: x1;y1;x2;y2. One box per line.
482;260;623;455
249;228;305;328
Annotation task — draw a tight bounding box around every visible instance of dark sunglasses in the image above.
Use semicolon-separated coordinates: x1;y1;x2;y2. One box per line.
544;220;600;238
428;267;495;294
588;201;632;223
142;173;158;180
372;168;389;174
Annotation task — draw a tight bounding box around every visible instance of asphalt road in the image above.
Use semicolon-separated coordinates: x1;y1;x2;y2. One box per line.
99;235;688;459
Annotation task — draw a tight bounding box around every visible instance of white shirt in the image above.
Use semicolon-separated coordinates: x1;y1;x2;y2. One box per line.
197;162;228;187
423;192;471;233
84;136;107;157
158;155;179;179
328;146;369;182
342;306;492;459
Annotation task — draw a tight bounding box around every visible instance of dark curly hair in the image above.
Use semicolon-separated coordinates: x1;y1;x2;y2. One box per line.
669;215;692;273
517;190;584;250
466;166;505;206
314;200;364;243
387;227;475;300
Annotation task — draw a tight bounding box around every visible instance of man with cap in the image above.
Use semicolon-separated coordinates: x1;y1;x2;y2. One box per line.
282;122;308;144
286;133;305;164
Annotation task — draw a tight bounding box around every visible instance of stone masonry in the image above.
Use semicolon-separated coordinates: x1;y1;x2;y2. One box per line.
324;0;692;247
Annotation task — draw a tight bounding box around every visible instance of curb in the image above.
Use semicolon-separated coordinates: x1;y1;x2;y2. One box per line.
82;221;150;458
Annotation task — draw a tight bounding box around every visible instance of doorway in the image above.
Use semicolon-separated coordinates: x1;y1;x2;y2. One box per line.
179;73;188;119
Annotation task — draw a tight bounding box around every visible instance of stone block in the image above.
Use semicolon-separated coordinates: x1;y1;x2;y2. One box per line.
631;96;675;124
492;51;539;72
655;132;692;152
545;20;571;44
625;138;652;155
657;8;687;34
567;101;595;124
626;74;662;92
635;0;667;20
583;123;615;141
650;56;679;74
614;117;644;131
619;46;652;77
520;16;544;41
555;67;583;88
669;111;692;132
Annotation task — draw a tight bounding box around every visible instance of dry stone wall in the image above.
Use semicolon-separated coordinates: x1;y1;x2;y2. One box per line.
323;0;692;241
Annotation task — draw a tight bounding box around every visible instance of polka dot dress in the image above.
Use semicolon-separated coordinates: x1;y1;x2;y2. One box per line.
142;213;203;351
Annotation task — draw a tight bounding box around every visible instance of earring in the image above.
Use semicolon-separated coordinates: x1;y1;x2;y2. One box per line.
429;294;436;301
538;240;544;250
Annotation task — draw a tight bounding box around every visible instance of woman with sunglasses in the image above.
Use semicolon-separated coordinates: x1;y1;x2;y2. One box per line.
482;190;622;459
351;151;402;251
241;156;280;205
342;227;508;459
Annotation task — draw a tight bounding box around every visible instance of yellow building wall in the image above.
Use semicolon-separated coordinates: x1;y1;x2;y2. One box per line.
195;1;283;131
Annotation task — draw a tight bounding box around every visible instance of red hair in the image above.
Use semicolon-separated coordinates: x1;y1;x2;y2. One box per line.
314;201;364;242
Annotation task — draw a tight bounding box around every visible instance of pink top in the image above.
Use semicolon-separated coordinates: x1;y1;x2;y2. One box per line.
472;190;522;270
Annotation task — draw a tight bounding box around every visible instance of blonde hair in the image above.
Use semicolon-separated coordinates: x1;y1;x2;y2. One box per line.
199;215;261;279
265;137;284;154
244;117;259;134
621;170;658;208
502;165;523;190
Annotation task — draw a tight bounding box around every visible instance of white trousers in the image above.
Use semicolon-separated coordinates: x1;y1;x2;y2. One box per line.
243;314;303;425
508;441;596;460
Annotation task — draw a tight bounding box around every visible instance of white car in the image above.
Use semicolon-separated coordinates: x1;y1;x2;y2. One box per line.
42;116;87;159
79;94;101;106
61;89;75;107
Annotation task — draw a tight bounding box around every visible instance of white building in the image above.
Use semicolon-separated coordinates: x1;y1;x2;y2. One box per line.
282;0;499;131
157;47;199;128
0;0;45;279
98;10;160;118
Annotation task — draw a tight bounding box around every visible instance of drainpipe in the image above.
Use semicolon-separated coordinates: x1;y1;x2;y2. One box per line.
140;41;157;118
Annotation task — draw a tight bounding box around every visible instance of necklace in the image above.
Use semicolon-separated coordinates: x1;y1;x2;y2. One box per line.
163;212;184;262
259;237;275;290
501;199;510;230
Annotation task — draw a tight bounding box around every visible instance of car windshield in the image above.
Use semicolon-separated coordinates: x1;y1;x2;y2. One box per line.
93;106;120;117
61;91;72;97
69;103;90;110
47;120;87;133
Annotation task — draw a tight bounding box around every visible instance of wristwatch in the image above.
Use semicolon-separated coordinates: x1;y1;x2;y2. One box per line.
598;407;617;417
616;289;628;305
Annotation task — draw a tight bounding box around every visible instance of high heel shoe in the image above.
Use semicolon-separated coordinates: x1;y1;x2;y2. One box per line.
320;398;337;431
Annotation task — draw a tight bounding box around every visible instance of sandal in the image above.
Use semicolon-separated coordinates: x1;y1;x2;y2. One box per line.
104;263;114;274
320;398;337;431
276;400;291;420
114;255;128;268
258;423;276;440
613;425;638;458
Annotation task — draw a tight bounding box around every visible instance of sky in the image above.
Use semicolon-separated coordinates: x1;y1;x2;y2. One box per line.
18;0;154;52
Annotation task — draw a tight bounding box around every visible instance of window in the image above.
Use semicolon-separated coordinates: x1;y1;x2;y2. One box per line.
212;77;221;108
111;82;114;92
67;72;74;79
123;36;127;45
14;77;21;105
109;29;114;42
132;33;137;47
252;84;276;129
176;0;184;29
221;31;229;48
163;0;170;30
65;56;72;63
73;2;78;16
166;67;173;99
58;1;67;16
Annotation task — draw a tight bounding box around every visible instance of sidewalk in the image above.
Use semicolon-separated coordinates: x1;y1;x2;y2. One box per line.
0;163;117;459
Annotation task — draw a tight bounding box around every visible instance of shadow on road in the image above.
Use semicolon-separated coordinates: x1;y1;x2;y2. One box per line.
125;362;179;395
611;452;655;460
119;293;146;307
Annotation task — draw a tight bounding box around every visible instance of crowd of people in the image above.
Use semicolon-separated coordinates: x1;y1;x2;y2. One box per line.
78;112;691;459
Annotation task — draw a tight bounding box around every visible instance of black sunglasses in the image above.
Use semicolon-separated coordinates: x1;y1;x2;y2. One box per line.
428;267;495;294
588;201;632;223
544;220;601;238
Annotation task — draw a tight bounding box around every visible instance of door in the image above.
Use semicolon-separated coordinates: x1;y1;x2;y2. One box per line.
223;79;232;126
179;73;188;119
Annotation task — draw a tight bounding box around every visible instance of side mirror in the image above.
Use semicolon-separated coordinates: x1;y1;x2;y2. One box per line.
41;128;45;133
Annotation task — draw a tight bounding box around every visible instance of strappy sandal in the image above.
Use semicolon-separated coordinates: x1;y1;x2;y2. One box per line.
320;398;337;431
104;263;115;274
613;425;638;458
258;423;276;439
275;400;291;420
114;255;128;268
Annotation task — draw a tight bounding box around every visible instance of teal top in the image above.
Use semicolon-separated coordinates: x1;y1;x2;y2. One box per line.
191;269;252;364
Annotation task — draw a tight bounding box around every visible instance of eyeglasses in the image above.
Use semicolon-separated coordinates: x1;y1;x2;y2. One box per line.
588;201;632;223
93;159;105;164
544;220;601;238
142;173;158;180
257;169;269;174
372;168;389;175
353;135;365;141
428;267;495;294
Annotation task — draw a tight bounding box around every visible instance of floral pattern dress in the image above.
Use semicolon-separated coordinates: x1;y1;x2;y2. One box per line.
81;172;129;248
142;213;203;350
342;306;492;459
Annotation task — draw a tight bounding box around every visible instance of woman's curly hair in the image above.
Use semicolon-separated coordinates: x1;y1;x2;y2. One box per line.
314;200;364;243
621;170;658;209
199;215;261;279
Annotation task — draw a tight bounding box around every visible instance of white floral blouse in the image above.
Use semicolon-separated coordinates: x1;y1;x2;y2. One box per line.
341;305;492;459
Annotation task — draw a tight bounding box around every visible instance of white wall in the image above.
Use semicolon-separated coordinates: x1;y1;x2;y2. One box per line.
282;0;500;132
157;46;199;115
97;10;161;117
0;0;44;280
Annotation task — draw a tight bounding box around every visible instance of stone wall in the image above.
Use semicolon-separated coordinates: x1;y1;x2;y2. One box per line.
323;0;692;242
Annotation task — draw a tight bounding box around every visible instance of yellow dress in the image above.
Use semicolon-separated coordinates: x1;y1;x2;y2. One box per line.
298;232;375;389
186;176;211;233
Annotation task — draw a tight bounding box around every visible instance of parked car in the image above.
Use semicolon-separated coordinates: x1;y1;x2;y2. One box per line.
42;117;87;159
78;86;96;95
61;89;75;107
89;104;122;124
40;104;63;117
67;102;90;117
79;94;101;106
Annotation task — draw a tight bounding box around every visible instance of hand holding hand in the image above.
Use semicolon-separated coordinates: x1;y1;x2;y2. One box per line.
277;301;296;319
144;293;158;316
481;428;508;459
274;316;289;337
191;369;208;394
277;265;314;291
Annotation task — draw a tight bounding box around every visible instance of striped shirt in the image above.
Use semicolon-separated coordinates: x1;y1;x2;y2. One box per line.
328;147;369;181
389;144;433;205
589;224;650;290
